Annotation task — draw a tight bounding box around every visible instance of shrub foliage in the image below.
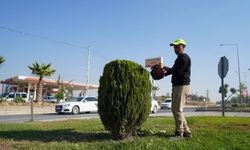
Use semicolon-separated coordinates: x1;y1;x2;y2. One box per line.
98;60;151;139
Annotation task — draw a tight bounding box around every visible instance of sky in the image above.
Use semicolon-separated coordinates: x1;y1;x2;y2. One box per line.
0;0;250;102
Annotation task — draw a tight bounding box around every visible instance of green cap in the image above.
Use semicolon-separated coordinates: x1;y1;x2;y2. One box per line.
170;39;186;46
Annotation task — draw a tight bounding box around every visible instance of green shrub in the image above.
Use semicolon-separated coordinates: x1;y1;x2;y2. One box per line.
98;60;151;140
55;88;65;102
14;96;25;103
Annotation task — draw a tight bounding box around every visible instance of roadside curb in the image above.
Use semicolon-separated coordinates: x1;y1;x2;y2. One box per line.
0;106;55;116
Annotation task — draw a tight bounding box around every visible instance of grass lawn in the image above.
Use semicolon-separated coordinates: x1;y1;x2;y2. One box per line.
0;116;249;150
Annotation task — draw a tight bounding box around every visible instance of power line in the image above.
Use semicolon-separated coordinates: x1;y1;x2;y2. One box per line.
0;25;110;61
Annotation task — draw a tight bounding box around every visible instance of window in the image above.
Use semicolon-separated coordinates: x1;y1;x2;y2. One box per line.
8;94;15;98
165;100;172;103
72;97;84;102
22;94;27;98
85;97;97;102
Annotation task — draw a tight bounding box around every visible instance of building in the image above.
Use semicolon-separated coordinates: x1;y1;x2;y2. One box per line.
0;75;99;101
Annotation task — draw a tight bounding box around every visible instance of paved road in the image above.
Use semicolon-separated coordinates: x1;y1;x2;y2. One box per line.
0;107;249;123
0;108;184;123
0;112;100;123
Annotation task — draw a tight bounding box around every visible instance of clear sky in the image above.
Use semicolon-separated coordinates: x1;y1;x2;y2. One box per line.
0;0;250;101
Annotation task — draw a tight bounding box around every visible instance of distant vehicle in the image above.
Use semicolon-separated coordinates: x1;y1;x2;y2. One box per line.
55;96;98;115
43;96;57;103
161;99;172;109
0;93;8;98
151;99;159;113
3;92;28;102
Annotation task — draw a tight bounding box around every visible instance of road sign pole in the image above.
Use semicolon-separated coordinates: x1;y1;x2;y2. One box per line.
221;57;225;117
218;56;229;117
221;76;225;117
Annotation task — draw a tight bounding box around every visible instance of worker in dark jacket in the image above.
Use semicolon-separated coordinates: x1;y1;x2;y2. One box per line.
164;39;192;138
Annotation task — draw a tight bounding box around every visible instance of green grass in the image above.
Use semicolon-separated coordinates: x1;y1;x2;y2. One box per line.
0;116;249;150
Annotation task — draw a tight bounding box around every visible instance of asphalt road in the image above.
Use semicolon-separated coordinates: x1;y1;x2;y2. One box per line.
0;107;249;123
0;112;100;123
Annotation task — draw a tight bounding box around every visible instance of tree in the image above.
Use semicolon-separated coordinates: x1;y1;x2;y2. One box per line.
55;75;65;102
219;84;237;105
55;75;73;102
0;56;5;65
28;62;56;104
219;84;229;97
226;88;237;101
55;88;65;102
98;60;151;140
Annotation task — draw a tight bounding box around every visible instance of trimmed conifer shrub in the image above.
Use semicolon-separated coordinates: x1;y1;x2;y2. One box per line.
98;60;151;140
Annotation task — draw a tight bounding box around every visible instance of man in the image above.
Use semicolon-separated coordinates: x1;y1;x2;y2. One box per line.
163;39;192;138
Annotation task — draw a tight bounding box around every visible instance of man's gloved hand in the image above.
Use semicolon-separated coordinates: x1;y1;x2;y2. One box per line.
150;64;165;80
162;66;170;72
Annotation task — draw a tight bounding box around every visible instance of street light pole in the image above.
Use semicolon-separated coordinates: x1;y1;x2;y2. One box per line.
220;44;242;106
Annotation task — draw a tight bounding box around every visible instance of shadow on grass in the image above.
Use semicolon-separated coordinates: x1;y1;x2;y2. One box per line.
0;129;174;142
0;129;113;142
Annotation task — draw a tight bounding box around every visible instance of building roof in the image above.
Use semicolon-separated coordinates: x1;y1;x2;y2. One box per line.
0;75;99;90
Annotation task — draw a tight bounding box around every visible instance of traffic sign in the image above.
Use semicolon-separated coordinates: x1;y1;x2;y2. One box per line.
242;88;247;97
218;56;229;117
218;56;229;79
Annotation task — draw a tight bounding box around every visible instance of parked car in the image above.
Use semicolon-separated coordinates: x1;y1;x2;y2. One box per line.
161;99;172;109
43;96;57;103
55;96;98;114
3;92;28;102
0;93;8;99
151;98;159;113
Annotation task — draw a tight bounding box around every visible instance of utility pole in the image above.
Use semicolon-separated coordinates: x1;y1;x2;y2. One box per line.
85;46;91;96
206;89;210;102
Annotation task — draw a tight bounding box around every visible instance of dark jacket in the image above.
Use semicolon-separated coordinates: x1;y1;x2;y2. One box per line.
165;53;191;86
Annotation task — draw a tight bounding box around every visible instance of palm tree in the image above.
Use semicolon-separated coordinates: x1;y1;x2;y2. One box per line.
0;56;5;65
28;62;56;104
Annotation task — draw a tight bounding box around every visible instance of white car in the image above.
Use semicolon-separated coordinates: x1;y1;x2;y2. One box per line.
151;99;159;113
161;99;172;109
3;92;28;102
55;96;98;114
